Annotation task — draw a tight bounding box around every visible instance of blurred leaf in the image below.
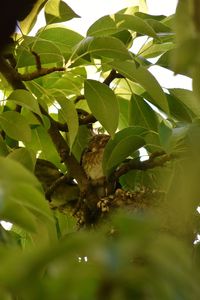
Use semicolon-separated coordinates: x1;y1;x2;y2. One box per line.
84;80;119;137
0;157;39;187
103;127;147;176
1;201;37;233
45;0;80;24
158;121;172;151
166;93;193;122
0;111;31;143
169;88;200;118
0;136;9;156
7;148;35;172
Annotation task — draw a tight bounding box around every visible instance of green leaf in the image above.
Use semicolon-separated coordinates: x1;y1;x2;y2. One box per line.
57;97;79;150
109;60;169;114
72;126;92;162
45;0;79;24
7;148;35;172
72;36;132;63
166;93;193;123
1;201;37;233
0;158;53;232
16;36;63;68
0;157;39;187
0;136;9;156
19;0;48;34
26;126;61;167
87;15;119;36
0;112;31;143
117;97;129;130
7;90;41;116
138;40;174;58
158;121;172;151
102;127;147;176
87;14;157;39
129;94;158;131
111;30;133;47
114;14;158;39
8;184;52;222
169;89;200;118
84;80;119;137
37;25;83;57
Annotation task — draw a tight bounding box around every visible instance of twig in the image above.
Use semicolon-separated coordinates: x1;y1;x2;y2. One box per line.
103;69;124;86
19;67;65;81
45;173;77;201
31;50;42;70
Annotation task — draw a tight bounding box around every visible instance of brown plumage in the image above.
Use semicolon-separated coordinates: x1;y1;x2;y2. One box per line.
81;134;110;181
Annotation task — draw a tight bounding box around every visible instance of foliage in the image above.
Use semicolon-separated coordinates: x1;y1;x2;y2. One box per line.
0;0;200;299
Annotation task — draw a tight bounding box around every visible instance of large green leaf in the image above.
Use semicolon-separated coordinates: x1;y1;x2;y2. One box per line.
37;26;83;57
26;126;61;167
0;157;53;233
0;111;31;143
109;60;169;114
45;0;79;24
84;80;119;137
57;97;79;150
166;93;193;123
16;36;63;68
7;90;41;116
169;89;200;118
72;36;132;63
8;184;52;222
87;14;157;39
102;127;147;176
1;201;37;233
129;94;158;131
7;148;35;172
0;157;39;187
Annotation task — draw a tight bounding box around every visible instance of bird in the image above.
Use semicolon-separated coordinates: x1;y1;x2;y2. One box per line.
81;134;110;181
81;134;111;197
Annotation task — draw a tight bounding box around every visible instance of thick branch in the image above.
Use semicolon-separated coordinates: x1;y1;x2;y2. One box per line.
114;151;173;180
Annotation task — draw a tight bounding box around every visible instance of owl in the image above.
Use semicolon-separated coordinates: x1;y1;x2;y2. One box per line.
81;134;110;181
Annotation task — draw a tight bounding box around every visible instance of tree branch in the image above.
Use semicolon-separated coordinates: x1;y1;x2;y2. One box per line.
114;151;173;180
19;67;66;81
